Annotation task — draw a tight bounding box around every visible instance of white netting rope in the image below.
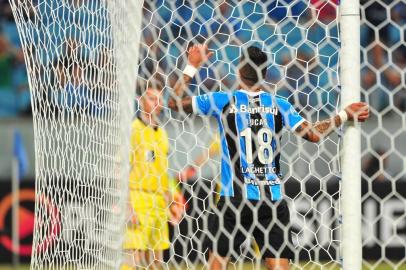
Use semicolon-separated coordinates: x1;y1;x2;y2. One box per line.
8;0;141;269
133;1;342;269
8;0;405;269
360;0;406;269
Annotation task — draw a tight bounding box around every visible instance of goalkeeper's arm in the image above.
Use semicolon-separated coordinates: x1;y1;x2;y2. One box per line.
295;103;370;143
168;44;213;113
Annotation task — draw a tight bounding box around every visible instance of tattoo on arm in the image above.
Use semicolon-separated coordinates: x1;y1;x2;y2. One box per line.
168;74;193;113
295;124;309;141
313;115;342;135
296;115;342;142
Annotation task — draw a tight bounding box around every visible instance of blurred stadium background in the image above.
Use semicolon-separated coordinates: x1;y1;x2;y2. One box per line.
0;0;404;269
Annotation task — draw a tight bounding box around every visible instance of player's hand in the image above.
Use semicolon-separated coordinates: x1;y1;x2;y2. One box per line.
177;166;197;182
168;192;188;225
344;102;370;122
188;44;214;68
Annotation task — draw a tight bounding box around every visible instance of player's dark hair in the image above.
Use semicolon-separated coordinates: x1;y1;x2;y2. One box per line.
239;46;268;84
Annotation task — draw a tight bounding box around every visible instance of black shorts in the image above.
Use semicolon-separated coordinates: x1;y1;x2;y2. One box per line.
205;198;294;260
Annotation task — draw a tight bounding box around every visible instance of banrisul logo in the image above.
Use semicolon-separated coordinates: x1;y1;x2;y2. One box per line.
229;104;278;115
229;104;239;114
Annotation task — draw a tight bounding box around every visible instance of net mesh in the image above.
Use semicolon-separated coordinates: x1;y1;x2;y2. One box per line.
8;0;141;269
7;0;406;269
133;1;342;269
360;0;406;269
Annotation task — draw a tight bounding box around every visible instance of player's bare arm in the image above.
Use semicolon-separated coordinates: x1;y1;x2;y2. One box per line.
296;102;370;143
168;44;213;113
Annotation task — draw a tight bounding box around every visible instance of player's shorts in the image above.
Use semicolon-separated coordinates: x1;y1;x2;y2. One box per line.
205;198;294;260
123;190;170;251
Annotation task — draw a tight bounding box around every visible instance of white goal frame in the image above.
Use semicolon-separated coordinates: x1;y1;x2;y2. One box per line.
6;0;366;268
340;1;362;269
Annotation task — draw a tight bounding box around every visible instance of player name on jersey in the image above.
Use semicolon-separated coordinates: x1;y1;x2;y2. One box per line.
249;118;265;126
241;166;277;175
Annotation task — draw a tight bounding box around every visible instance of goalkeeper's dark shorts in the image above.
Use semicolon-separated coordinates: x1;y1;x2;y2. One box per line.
205;198;294;260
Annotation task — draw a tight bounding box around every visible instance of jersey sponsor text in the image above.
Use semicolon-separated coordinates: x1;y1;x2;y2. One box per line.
244;178;281;186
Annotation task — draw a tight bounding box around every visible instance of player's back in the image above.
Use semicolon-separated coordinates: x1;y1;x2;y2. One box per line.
193;89;304;201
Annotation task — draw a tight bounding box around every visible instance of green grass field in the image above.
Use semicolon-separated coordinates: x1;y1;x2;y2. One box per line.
1;262;405;270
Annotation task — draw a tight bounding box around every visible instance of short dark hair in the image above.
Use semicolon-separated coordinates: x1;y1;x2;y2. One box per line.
239;46;268;84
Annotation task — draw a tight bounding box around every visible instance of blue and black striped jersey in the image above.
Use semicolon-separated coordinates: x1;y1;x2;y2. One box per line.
192;89;304;201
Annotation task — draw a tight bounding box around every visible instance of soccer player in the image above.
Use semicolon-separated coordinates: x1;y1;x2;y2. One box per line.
168;44;369;270
122;86;171;270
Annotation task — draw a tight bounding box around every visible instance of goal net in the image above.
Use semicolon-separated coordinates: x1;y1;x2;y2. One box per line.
137;1;342;269
8;0;405;269
360;0;406;269
8;0;142;269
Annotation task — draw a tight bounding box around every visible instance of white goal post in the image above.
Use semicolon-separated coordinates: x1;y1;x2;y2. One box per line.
340;0;362;269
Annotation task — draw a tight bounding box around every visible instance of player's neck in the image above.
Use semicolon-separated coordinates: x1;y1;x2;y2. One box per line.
238;83;262;93
139;112;159;128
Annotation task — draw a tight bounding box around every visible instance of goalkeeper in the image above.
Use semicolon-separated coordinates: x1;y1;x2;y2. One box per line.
168;44;370;270
122;85;171;270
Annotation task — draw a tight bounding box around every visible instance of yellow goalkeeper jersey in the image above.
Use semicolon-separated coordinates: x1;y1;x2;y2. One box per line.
129;117;169;194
